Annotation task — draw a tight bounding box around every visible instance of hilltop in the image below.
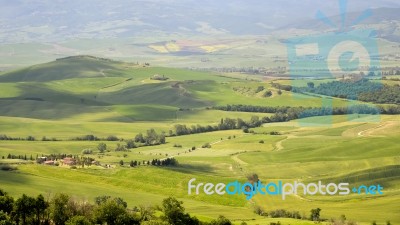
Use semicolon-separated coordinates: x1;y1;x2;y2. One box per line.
0;55;124;82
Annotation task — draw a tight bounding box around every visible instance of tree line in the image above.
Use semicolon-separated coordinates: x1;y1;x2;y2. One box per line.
172;116;263;136
0;190;235;225
127;158;178;167
170;103;400;137
292;79;400;104
213;104;400;119
0;135;37;141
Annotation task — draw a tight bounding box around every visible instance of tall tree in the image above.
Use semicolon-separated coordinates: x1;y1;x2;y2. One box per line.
94;199;127;225
51;193;70;225
15;194;36;225
97;143;107;153
34;194;49;225
0;189;14;214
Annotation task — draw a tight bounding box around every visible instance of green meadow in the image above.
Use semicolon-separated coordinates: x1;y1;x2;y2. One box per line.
0;56;398;224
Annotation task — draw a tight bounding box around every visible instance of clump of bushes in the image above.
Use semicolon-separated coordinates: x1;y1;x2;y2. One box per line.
270;131;281;135
202;143;211;148
81;149;93;155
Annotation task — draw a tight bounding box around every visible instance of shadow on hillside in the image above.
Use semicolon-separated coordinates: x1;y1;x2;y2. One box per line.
0;169;29;185
164;163;215;175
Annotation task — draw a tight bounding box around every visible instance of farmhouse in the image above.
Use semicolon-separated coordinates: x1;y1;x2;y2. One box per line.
63;157;76;166
36;156;48;164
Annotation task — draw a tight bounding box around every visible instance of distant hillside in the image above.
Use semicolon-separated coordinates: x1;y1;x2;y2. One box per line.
279;7;400;42
0;56;222;120
0;55;123;82
282;7;400;29
1;0;399;43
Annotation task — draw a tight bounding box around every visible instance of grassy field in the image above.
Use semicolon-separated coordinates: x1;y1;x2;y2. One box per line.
0;115;398;224
0;57;398;224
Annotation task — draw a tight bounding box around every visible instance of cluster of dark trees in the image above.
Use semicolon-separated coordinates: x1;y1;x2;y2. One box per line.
380;105;400;114
0;190;234;225
128;158;178;167
255;86;265;93
0;135;36;141
0;135;60;142
263;90;273;97
193;66;268;74
213;105;296;113
133;129;166;146
173;116;263;136
71;135;118;141
358;84;400;104
213;104;400;123
171;103;393;137
41;137;59;141
270;82;292;91
5;154;32;161
268;209;302;219
292;79;400;104
70;130;166;152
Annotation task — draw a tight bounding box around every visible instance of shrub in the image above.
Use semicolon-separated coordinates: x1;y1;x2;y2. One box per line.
253;205;265;216
106;135;119;141
173;144;182;148
268;209;301;219
269;222;281;225
255;86;265;93
263;90;273;97
202;143;211;148
82;149;93;155
259;140;264;144
126;140;136;149
115;143;127;152
270;131;281;135
26;136;35;141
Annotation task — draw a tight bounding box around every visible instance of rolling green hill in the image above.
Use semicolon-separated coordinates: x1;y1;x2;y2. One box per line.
0;55;353;120
0;56;398;225
0;56;124;82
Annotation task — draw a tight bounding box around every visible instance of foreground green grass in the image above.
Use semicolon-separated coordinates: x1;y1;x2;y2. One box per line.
0;115;398;224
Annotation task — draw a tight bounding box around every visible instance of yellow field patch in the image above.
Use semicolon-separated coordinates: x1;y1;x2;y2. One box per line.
200;44;228;53
165;42;180;52
149;45;169;53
